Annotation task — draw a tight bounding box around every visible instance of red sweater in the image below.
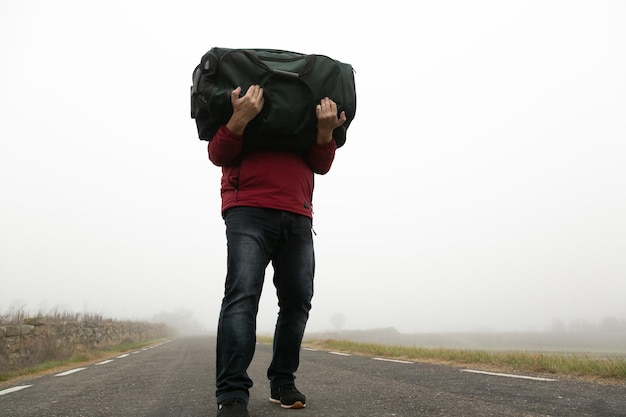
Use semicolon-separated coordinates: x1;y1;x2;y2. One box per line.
208;126;337;218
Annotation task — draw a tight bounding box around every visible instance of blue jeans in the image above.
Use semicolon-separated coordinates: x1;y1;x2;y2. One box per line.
216;207;315;403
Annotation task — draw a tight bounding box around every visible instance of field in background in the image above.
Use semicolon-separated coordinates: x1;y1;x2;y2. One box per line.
302;327;626;355
273;327;626;383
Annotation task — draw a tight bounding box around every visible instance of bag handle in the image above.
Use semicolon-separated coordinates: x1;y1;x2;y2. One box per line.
239;49;316;78
271;69;300;79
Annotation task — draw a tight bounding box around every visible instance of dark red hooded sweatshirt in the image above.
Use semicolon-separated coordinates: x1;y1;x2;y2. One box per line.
208;125;337;219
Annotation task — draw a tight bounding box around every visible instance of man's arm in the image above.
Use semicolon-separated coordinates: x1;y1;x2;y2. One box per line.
315;97;346;145
225;85;264;135
208;85;265;166
308;97;345;174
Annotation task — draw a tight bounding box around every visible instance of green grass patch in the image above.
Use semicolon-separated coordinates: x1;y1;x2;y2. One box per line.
301;338;626;382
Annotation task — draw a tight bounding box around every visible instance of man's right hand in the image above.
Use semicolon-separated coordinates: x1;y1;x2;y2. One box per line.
226;85;264;135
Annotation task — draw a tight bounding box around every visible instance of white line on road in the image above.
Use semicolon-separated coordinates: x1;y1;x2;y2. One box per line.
329;351;352;356
0;341;170;397
54;368;87;377
0;385;33;396
373;357;414;364
462;369;558;381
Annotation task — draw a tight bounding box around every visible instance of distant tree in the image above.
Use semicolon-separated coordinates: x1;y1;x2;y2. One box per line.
547;319;567;333
151;309;206;335
600;316;626;332
569;319;595;333
330;313;346;332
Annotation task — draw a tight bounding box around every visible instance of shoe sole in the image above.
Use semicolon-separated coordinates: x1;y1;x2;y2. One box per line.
269;398;306;409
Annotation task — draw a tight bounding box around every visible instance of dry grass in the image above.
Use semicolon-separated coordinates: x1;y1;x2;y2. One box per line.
294;338;626;384
0;307;111;325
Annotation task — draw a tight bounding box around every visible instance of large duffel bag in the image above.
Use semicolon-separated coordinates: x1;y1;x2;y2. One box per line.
190;47;356;151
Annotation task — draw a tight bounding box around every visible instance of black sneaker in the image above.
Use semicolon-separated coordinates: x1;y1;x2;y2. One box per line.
217;398;249;417
269;383;306;409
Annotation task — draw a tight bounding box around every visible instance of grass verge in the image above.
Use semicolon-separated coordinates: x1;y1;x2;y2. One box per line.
0;338;171;386
290;338;626;384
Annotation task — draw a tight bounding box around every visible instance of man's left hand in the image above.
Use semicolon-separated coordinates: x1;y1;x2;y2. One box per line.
315;97;346;144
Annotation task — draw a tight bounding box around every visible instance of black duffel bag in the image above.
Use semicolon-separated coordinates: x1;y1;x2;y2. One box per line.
190;47;356;151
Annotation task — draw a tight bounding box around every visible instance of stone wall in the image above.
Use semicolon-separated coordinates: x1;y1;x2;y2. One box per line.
0;320;170;372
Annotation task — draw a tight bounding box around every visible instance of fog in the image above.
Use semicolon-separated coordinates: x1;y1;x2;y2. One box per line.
1;1;625;336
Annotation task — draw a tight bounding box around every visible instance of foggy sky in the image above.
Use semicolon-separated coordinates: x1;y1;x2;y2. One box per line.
1;0;625;334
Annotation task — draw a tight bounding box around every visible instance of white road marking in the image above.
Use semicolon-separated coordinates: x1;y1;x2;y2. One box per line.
0;385;33;396
54;368;87;377
0;341;170;397
303;347;318;351
462;369;558;381
373;357;414;364
329;351;352;356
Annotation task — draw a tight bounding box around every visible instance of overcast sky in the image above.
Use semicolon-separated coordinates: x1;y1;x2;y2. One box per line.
1;0;625;334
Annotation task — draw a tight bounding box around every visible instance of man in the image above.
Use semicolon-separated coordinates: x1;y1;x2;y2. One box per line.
208;84;346;417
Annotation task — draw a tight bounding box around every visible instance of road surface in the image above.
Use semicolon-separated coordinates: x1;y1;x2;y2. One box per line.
1;336;624;416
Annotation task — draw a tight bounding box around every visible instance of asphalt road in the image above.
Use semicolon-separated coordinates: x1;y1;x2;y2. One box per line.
1;336;624;416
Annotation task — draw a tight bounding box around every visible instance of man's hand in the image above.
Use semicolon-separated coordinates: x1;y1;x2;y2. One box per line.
315;97;346;145
226;85;265;135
